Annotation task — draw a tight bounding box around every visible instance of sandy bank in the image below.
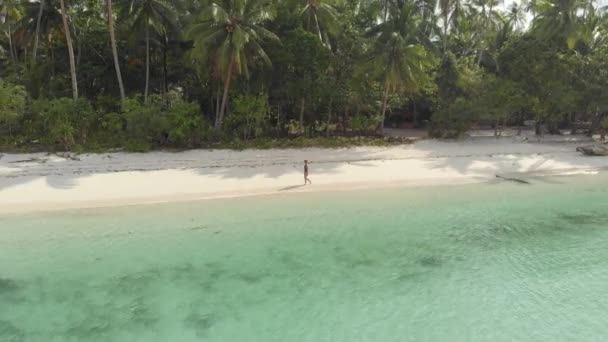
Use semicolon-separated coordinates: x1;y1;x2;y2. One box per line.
1;137;607;214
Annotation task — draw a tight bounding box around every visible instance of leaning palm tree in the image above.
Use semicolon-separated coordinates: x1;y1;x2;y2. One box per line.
300;0;338;48
128;0;177;102
189;0;279;137
367;3;433;134
58;0;77;99
106;0;125;100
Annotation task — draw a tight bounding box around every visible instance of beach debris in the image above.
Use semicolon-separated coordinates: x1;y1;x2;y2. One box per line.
9;157;47;164
383;136;415;144
576;145;608;156
496;175;531;184
55;152;81;161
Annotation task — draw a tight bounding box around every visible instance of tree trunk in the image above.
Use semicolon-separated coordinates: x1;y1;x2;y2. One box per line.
33;0;45;62
162;44;168;94
276;104;281;131
589;112;606;137
76;31;82;71
383;0;389;21
215;86;221;123
477;50;483;66
326;96;333;137
313;14;323;44
215;58;235;138
49;40;55;75
443;13;449;55
380;83;390;135
299;97;305;135
144;23;150;103
59;0;78;99
412;99;418;126
517;111;523;135
107;0;125;101
7;20;15;63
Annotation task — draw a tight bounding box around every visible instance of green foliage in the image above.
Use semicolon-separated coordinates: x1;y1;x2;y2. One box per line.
284;28;330;97
34;98;95;150
431;55;483;137
99;112;124;137
351;114;383;134
499;35;581;125
430;97;478;138
1;0;608;151
476;76;528;125
0;81;26;137
189;0;279;79
367;3;435;94
218;136;395;150
122;97;165;144
122;92;210;148
167;100;210;147
226;94;269;141
125;140;153;153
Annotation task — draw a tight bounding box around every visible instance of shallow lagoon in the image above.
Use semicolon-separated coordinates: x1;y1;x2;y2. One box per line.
2;173;608;341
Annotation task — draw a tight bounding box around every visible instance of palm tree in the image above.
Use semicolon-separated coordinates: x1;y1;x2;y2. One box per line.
189;0;279;136
58;0;77;99
438;0;464;54
532;0;586;48
106;0;125;100
1;0;22;63
32;0;44;62
367;3;432;133
300;0;338;48
469;0;503;64
128;0;177;102
508;1;528;31
17;0;62;62
450;11;481;58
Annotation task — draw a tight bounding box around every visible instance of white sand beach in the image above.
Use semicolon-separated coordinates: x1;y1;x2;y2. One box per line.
1;135;608;214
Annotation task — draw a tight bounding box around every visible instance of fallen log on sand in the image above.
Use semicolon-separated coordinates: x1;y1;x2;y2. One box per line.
576;145;608;156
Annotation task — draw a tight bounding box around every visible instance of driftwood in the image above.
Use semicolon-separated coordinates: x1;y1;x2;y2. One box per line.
54;152;81;161
496;175;531;184
576;145;608;156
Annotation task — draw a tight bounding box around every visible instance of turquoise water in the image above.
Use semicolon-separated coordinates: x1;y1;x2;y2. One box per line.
2;174;608;341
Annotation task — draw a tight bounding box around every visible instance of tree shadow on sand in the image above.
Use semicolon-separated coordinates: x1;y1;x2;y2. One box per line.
279;184;306;191
0;148;382;193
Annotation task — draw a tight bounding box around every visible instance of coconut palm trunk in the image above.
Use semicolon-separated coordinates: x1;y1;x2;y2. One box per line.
144;23;150;102
299;98;305;135
59;0;78;99
215;58;235;137
380;81;390;135
33;0;44;62
107;0;125;100
326;96;333;137
6;18;15;62
443;13;449;54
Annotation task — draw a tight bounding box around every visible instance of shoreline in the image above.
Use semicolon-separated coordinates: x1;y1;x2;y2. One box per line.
2;137;608;215
2;169;604;216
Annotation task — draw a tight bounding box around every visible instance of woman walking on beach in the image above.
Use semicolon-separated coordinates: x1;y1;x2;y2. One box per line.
304;160;312;185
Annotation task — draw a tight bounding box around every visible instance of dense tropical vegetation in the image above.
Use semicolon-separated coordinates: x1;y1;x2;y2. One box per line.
0;0;607;151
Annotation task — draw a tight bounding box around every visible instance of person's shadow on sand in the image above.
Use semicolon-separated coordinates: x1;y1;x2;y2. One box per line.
279;185;306;191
